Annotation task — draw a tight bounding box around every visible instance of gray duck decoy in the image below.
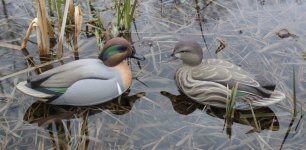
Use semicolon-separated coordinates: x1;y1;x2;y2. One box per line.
172;40;285;109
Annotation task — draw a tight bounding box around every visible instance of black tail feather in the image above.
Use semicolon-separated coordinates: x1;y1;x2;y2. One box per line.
27;74;52;88
262;85;276;91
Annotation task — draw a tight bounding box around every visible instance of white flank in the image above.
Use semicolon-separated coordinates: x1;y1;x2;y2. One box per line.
116;82;123;95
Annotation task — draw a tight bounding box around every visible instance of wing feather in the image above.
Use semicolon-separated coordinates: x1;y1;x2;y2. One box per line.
192;59;260;88
28;59;115;88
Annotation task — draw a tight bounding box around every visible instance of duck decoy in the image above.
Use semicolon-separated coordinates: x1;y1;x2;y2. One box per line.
171;40;285;109
17;37;145;106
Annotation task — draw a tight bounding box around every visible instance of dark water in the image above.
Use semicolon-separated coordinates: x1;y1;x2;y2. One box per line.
0;0;306;149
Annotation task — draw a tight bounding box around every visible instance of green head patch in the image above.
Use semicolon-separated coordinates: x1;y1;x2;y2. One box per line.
99;45;128;61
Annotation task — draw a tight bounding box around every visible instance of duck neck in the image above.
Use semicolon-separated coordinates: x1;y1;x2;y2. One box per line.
202;59;208;64
182;60;202;67
113;61;132;89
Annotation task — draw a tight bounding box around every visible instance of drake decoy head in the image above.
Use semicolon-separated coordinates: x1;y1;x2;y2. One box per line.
99;37;145;67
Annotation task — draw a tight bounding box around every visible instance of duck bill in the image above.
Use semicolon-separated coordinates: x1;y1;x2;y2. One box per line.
167;56;178;62
167;53;178;62
171;53;181;59
131;52;145;61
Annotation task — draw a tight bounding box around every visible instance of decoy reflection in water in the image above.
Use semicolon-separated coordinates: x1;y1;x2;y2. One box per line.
22;90;144;149
24;90;145;126
172;40;285;109
161;91;279;133
17;37;145;106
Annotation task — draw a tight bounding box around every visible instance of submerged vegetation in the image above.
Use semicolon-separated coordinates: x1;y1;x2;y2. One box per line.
0;0;305;149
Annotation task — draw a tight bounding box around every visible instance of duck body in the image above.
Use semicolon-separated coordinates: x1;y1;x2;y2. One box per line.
17;59;131;106
173;41;285;109
17;38;144;106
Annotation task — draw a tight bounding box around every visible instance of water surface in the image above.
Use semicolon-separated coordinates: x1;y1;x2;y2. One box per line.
0;0;305;149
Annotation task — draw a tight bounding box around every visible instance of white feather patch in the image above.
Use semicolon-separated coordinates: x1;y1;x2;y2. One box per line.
116;82;123;95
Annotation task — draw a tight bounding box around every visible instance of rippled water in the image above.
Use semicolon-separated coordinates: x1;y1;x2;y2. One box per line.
1;0;306;149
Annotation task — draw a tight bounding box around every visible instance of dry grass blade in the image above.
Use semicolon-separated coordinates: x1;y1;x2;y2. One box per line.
0;41;20;50
149;45;158;72
292;66;297;117
78;111;89;149
279;116;297;150
131;0;138;19
30;112;75;126
18;18;40;70
254;133;274;150
152;126;186;150
68;0;74;19
38;137;44;150
75;5;83;32
73;5;83;60
0;56;71;81
249;102;260;132
35;0;50;56
20;18;37;50
175;133;191;147
0;123;21;138
56;0;71;58
0;100;12;113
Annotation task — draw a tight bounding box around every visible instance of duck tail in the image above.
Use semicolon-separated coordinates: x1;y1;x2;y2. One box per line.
253;90;285;106
262;85;276;91
16;81;53;98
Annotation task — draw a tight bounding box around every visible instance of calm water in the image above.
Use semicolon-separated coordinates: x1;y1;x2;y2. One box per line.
1;0;306;149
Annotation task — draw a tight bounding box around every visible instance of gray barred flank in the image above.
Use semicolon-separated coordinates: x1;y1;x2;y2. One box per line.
175;58;284;109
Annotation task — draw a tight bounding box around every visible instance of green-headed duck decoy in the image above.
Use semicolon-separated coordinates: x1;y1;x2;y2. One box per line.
17;37;145;106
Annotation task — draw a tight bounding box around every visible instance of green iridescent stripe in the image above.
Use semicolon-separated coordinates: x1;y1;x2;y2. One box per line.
100;45;127;61
47;88;67;93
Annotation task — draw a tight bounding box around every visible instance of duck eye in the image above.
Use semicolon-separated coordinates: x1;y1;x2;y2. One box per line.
116;45;128;52
180;50;188;53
